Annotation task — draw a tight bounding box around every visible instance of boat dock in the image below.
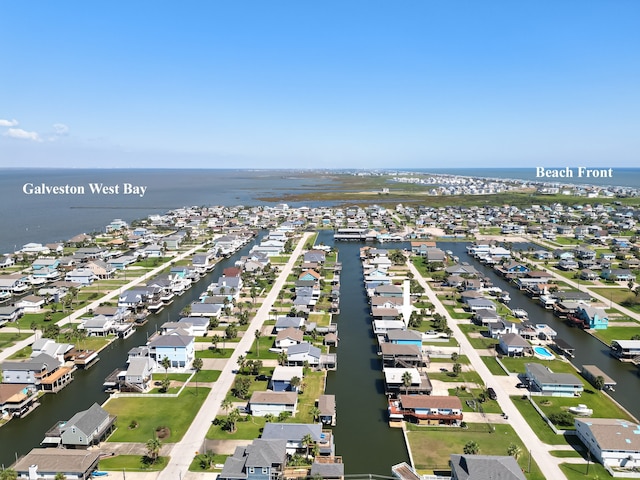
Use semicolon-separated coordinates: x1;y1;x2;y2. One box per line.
581;364;617;391
554;338;575;358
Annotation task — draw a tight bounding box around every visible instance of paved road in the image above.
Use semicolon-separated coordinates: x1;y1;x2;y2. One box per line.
157;232;314;480
407;261;569;479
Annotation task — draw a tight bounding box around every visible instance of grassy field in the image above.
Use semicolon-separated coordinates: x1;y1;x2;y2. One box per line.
99;455;169;471
590;325;640;345
406;422;544;479
104;387;210;442
559;461;614;480
196;348;233;359
510;395;573;445
533;389;634;425
480;356;509;376
428;370;484;386
206;414;267;440
188;452;227;472
0;332;31;351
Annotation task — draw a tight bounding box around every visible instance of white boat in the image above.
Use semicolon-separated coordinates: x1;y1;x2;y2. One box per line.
499;292;511;303
512;309;528;319
568;404;593;416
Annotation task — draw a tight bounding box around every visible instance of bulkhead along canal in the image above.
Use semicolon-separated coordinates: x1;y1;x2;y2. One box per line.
321;231;410;475
0;234;264;468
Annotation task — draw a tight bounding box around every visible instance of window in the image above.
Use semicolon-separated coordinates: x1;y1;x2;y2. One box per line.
262;468;268;474
248;468;254;474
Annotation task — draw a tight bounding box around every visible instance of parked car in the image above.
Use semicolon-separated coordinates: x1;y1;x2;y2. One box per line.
516;382;528;389
487;387;497;400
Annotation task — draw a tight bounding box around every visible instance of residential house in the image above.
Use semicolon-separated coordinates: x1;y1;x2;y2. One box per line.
380;343;424;368
270;366;304;392
218;438;287;480
261;422;335;456
49;402;116;448
575;418;640;469
1;353;73;392
13;449;101;480
30;338;73;363
498;333;530;357
388;395;463;425
610;340;640;360
79;315;114;336
123;356;153;392
386;329;422;347
0;305;24;326
0;273;30;294
383;367;432;395
275;327;304;349
449;454;527;480
274;316;306;332
374;284;403;298
601;268;635;281
286;343;321;367
525;363;584;397
575;306;609;330
86;260;116;279
64;268;98;285
15;295;46;313
248;391;298;417
148;331;195;368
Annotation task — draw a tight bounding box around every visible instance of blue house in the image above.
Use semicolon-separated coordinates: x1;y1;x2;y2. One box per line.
218;438;287;480
386;329;422;347
576;305;609;329
270;366;304;392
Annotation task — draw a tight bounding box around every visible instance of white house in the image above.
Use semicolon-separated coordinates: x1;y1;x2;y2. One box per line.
249;391;298;417
575;418;640;469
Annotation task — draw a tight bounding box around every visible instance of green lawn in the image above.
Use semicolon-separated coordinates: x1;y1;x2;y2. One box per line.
450;388;504;414
99;455;169;471
559;461;615;480
591;325;640;346
480;356;509;376
207;415;267;440
406;422;544;480
245;336;280;359
104;387;210;442
152;373;192;382
0;332;31;351
510;395;572;445
498;357;577;376
427;370;484;385
196;348;233;359
189;452;228;472
591;287;640;313
457;323;500;349
533;389;634;426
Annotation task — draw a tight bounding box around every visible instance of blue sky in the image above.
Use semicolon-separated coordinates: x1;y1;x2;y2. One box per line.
1;1;639;169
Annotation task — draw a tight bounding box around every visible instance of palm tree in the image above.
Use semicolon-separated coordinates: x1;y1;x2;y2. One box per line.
211;334;220;352
227;408;240;433
290;375;301;392
401;371;413;396
145;436;162;463
301;433;314;459
237;354;246;374
309;406;321;422
507;443;522;460
278;350;288;366
54;473;67;480
160;356;171;377
193;357;203;395
463;440;479;455
221;398;233;413
254;329;262;357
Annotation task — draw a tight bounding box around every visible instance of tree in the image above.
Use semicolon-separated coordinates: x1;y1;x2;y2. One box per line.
233;376;252;399
594;375;605;391
211;334;220;352
507;443;522;460
160;377;171;393
225;323;238;340
452;363;462;377
451;352;459;362
402;371;413;396
254;329;262;357
145;436;162;463
278;350;288;366
290;375;301;392
463;440;479;455
193;357;203;395
54;473;67;480
197;450;216;470
301;433;314;458
181;304;192;317
309;406;321;422
226;408;240;433
160;356;171;377
237;354;246;374
221;398;233;414
0;469;18;480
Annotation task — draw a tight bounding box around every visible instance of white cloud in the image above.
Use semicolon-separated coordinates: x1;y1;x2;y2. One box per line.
4;128;42;142
52;123;69;135
0;119;19;127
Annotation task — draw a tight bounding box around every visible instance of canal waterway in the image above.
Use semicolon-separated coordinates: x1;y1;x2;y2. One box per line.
322;231;410;475
443;242;640;421
0;233;264;468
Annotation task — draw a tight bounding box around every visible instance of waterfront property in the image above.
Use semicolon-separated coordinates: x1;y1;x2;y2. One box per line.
261;422;335;456
525;363;583;397
575;418;640;469
610;340;640;361
218;438;287;480
1;353;73;393
13;448;101;480
388;395;463;425
41;402;116;448
449;454;527;480
580;365;617;391
383;367;432;395
248;391;298;417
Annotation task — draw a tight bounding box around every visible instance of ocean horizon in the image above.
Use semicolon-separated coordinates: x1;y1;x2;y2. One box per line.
1;167;638;255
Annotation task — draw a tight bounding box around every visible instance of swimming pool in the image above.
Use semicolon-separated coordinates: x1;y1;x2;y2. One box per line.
533;346;554;359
